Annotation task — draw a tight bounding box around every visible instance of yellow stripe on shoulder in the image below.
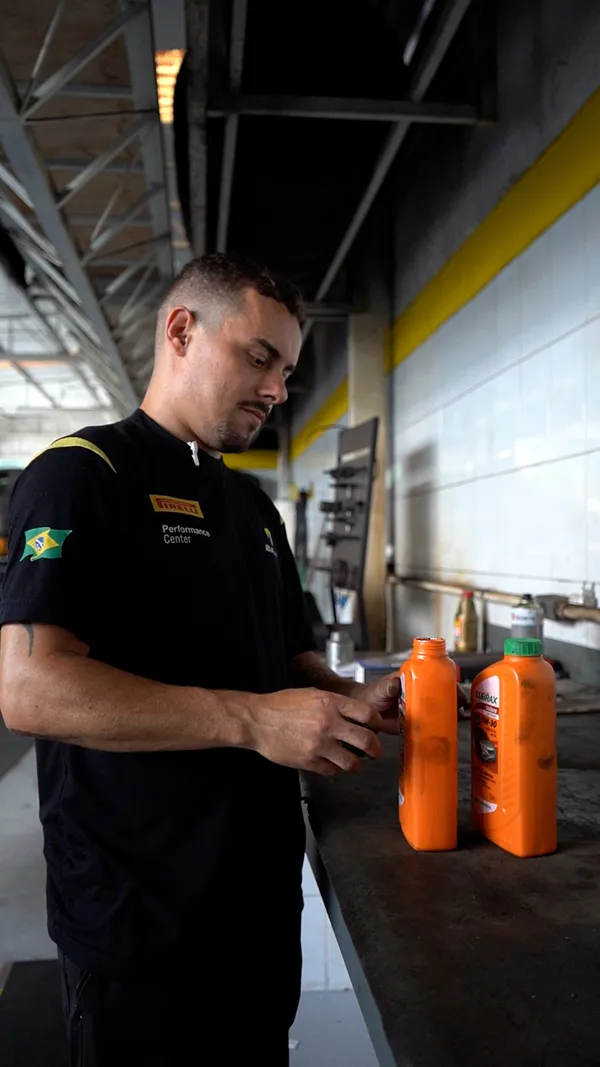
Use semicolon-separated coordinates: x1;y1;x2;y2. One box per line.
33;436;117;473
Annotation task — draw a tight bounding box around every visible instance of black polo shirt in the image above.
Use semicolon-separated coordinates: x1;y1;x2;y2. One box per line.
0;409;315;976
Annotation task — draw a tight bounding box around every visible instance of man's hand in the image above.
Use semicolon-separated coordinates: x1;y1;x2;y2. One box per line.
354;671;468;732
248;687;384;776
359;673;401;735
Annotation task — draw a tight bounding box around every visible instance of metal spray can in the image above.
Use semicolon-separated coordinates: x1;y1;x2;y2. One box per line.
510;594;543;641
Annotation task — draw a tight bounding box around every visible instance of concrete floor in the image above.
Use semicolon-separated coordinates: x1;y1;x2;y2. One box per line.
0;746;54;962
0;747;379;1065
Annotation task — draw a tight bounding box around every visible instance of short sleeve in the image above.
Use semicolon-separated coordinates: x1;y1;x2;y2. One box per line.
273;512;317;664
0;442;119;646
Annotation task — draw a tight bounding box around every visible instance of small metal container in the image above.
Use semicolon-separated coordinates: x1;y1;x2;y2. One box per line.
326;629;355;672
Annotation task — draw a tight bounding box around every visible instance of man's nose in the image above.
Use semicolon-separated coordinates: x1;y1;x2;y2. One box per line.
258;373;287;405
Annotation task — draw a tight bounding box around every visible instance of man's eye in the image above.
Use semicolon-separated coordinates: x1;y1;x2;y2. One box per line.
249;353;267;367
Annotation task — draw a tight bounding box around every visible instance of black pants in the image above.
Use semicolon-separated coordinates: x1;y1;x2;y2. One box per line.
59;948;299;1067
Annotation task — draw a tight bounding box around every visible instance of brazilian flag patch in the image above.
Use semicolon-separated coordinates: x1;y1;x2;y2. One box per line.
21;527;72;562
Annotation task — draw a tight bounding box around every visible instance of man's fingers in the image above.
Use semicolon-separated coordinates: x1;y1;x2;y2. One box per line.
333;742;364;772
372;672;401;697
380;672;401;695
378;716;401;736
337;697;384;731
309;757;341;777
363;673;401;713
337;722;382;761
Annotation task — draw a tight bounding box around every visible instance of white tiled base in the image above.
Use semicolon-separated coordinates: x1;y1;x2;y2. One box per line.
290;990;379;1067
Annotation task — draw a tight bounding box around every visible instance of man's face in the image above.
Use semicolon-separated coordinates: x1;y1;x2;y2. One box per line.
168;288;302;453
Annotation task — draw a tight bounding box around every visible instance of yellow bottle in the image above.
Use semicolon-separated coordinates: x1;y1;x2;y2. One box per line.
454;591;477;653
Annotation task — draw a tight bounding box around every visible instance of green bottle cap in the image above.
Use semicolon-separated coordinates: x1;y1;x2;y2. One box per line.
504;637;543;657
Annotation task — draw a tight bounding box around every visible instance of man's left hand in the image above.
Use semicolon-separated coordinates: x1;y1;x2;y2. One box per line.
358;673;401;735
356;671;469;736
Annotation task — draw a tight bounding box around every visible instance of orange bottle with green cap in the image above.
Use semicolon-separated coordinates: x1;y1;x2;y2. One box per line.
398;638;458;851
471;637;557;857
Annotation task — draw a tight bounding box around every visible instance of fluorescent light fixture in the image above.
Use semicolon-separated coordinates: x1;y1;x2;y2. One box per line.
403;0;437;66
155;49;185;125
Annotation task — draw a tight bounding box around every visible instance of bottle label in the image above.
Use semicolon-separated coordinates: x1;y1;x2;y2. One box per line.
511;608;538;625
472;675;499;814
398;673;406;806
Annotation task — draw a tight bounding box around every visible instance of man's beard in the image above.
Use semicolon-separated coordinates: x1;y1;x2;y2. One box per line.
210;417;262;454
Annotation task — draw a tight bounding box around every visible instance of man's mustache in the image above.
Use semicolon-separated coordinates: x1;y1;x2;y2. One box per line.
238;402;272;419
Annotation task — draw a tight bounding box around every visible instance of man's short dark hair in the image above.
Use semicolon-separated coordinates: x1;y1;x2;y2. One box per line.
157;252;304;339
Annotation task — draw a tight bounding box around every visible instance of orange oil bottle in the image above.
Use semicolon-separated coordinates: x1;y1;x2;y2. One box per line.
471;637;557;857
398;638;458;851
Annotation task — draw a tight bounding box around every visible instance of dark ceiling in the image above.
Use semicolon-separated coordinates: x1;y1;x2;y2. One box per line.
173;0;487;451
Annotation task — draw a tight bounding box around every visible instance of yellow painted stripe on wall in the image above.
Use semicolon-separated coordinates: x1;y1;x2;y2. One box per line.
385;84;600;372
223;449;278;471
290;378;349;461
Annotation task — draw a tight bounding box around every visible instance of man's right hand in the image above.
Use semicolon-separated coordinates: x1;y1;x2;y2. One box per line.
247;687;384;776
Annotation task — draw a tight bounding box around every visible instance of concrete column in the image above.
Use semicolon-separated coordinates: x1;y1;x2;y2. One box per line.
348;307;387;652
275;405;292;500
274;406;297;549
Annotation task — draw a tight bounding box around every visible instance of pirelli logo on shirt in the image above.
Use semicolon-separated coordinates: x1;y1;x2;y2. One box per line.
150;494;204;518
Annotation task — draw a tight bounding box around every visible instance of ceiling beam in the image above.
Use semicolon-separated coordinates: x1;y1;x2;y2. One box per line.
0;57;136;411
208;94;481;126
48;157;144;174
97;251;157;304
0;193;58;263
0;351;82;363
0;340;60;408
16;82;133;102
120;0;174;283
8;281;104;406
67;214;154;230
304;302;356;320
304;0;475;339
185;0;209;255
216;0;248;252
82;186;165;261
19;0;67;113
57;115;154;208
0;159;32;206
24;266;128;405
22;3;146;119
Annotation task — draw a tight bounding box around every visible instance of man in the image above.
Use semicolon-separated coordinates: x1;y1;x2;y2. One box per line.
0;253;400;1066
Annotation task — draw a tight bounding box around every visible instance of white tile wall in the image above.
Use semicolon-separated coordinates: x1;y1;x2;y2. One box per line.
392;180;600;653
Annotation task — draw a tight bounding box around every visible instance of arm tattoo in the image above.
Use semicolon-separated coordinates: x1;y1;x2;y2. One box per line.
22;622;34;657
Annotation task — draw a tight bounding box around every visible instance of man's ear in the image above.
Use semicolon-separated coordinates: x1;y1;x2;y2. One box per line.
165;306;195;356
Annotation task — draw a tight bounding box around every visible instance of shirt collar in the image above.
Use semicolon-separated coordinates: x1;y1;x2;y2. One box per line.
127;409;225;471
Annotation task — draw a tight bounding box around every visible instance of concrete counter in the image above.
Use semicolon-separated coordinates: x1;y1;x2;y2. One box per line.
302;715;600;1067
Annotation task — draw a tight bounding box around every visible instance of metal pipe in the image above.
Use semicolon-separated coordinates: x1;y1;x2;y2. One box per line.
393;576;520;607
390;575;600;625
559;603;600;624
